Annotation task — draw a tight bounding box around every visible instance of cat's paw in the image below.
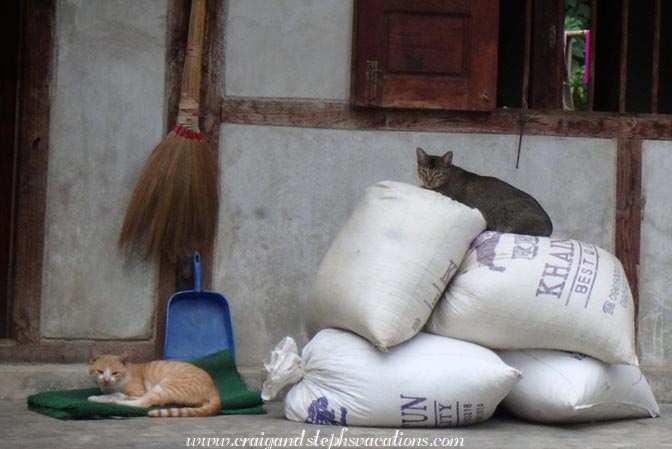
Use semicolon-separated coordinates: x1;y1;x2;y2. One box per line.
113;398;143;407
88;392;126;403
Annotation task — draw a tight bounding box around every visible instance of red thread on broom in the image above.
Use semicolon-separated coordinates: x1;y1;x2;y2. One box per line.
173;125;204;141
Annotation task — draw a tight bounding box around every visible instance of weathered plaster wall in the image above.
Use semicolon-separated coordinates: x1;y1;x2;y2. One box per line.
41;0;166;339
225;0;352;99
214;125;617;367
640;141;672;366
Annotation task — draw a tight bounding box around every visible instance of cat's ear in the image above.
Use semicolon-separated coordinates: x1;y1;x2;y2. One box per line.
119;352;130;365
442;151;453;166
90;350;102;363
416;147;428;164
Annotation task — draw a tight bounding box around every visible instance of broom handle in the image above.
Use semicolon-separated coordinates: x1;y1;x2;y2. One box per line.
176;0;207;132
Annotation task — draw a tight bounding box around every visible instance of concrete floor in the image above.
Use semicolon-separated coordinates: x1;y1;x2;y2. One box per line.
3;400;670;449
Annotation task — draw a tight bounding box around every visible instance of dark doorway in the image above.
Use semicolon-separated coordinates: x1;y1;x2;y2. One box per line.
0;0;23;337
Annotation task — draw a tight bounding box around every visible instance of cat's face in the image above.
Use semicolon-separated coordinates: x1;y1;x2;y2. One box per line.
416;148;453;188
89;354;130;389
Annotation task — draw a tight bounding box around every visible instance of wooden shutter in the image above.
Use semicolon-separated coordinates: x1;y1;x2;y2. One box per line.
351;0;500;110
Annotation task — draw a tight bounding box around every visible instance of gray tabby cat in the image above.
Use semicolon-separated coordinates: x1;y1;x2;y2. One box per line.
416;148;553;236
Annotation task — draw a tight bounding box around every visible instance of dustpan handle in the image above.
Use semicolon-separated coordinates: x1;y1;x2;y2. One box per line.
192;251;203;292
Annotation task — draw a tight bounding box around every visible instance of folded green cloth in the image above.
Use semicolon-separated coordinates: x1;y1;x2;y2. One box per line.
27;350;265;420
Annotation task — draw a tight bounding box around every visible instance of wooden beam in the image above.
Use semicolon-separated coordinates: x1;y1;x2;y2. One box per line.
10;0;55;345
155;0;188;360
0;340;156;363
198;0;225;292
615;139;642;333
222;96;672;141
156;0;225;358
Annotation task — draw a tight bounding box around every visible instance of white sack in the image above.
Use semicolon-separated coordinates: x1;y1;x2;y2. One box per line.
425;232;637;364
498;349;660;423
263;329;521;428
306;181;485;349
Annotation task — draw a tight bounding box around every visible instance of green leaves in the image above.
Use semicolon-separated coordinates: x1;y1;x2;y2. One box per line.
565;0;590;110
565;0;590;29
570;64;588;110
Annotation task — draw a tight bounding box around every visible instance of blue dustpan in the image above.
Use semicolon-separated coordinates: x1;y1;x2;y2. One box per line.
164;252;235;361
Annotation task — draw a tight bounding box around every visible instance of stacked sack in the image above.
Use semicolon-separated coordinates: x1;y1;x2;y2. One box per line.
425;231;638;364
262;329;522;427
304;181;487;350
496;350;659;423
263;181;520;427
262;181;660;427
425;231;660;422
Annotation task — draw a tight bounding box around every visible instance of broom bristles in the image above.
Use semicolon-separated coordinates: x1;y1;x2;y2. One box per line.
118;127;218;261
119;0;214;261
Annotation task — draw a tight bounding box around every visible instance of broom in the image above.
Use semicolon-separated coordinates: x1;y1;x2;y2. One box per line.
119;0;218;261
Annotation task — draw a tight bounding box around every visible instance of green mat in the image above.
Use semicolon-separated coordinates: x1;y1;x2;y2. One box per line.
27;350;265;420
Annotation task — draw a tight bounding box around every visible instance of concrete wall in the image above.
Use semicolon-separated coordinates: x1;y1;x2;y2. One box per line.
225;0;352;99
640;141;672;366
41;0;165;339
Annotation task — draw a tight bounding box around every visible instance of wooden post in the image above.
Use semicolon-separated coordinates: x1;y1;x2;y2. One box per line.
529;0;565;109
615;139;642;334
10;0;55;345
156;0;224;358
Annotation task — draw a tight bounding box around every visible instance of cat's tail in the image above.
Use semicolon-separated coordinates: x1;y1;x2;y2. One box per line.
148;396;221;418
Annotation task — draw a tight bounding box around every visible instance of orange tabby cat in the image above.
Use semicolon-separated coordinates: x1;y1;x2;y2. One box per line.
87;353;220;417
